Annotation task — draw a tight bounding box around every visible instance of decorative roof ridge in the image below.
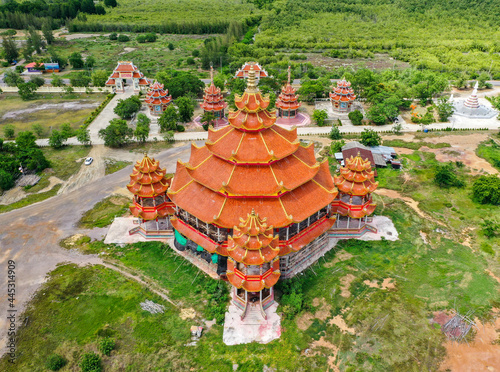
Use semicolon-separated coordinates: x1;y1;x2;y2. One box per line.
206;126;234;145
291;153;320;169
259;131;276;160
184;153;213;170
311;178;337;194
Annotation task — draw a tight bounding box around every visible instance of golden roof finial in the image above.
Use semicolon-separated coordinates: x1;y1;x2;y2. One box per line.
246;65;258;93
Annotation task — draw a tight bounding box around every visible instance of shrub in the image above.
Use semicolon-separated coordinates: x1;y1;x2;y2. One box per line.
360;128;381;147
79;352;101;372
434;163;464;188
45;354;67;371
176;124;185;132
98;337;115;356
168;43;174;50
117;34;130;42
329;125;342;140
348;110;363;125
472;175;500;205
192;49;200;57
186;57;195;65
109;32;117;40
313;109;328;127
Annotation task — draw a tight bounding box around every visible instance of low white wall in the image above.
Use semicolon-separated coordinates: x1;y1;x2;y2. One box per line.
1;86;113;93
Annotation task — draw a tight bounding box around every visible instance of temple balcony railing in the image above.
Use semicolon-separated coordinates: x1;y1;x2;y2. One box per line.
331;199;373;213
177;208;230;243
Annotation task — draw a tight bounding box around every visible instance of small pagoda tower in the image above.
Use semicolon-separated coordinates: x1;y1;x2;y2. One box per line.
127;154;176;237
234;61;269;81
276;66;301;119
200;66;227;119
144;81;172;116
105;61;149;93
331;153;378;236
225;210;281;318
330;77;356;113
464;81;480;109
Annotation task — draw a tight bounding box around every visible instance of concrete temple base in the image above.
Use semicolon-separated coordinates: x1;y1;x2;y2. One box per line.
223;302;281;345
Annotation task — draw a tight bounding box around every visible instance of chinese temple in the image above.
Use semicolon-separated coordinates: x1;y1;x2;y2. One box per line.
276;66;301;119
200;66;228;120
105;61;149;93
167;67;338;318
127;155;176;238
330;77;356;113
144;81;172;116
331;153;378;237
235;61;269;81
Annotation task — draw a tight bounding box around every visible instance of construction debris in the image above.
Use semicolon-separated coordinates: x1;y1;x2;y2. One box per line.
139;299;165;314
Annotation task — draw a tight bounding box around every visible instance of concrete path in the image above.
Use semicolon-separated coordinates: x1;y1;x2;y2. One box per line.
0;144;192;356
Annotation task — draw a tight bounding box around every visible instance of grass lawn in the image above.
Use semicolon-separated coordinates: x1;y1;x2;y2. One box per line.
476;138;500;172
105;159;132;175
0;185;61;214
41;145;92;181
78;195;131;228
0;94;107;138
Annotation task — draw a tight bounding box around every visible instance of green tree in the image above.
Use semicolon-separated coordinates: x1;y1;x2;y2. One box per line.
60;123;74;139
453;73;468;89
81;0;97;14
3;124;15;139
41;22;54;45
15;131;37;149
478;72;491;89
158;105;179;132
117;34;130;42
163;130;175;142
360;128;381;147
0;170;14;191
98;338;115;356
329;125;342;140
472;175;500;205
114;96;141;119
134;113;150;142
68;52;84;69
18;82;37;100
109;33;118;40
79;352;101;372
91;70;109;87
104;0;118;7
27;26;43;54
348;110;363;125
3;70;23;86
481;219;499;239
213;74;225;91
48;130;66;148
312;109;328;127
70;72;91;87
330;139;346;153
76;126;91;145
436;97;454;122
201;111;216;130
156;70;204;99
176;96;195;122
168;43;174;50
434;163;464;188
2;36;18;63
45;354;66;371
85;55;96;69
51;74;64;87
29;75;45;87
98;118;133;147
31;123;44;138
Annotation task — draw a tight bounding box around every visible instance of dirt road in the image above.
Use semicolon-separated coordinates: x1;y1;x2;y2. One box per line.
0;144;192;356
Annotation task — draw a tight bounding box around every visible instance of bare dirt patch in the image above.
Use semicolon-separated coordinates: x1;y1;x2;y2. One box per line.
375;188;446;226
180;308;196;320
328;315;355;335
325;249;354;268
363;278;396;290
339;274;356;298
296;312;315;331
314;298;332;321
307;336;340;372
421;146;497;175
439;316;500;372
486;269;500;285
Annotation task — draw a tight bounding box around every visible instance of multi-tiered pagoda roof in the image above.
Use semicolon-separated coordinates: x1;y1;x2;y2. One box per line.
127;155;175;220
332;154;378;219
144;81;172;114
276;66;301;114
330;77;356;112
200;67;227;114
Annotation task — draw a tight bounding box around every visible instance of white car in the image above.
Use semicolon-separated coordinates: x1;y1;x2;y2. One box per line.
84;157;93;166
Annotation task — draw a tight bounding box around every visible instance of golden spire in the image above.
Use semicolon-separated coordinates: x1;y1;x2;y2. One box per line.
210;64;214;85
287;65;291;85
246;65;258;93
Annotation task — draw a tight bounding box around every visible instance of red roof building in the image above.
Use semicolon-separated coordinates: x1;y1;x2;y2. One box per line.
200;66;227;119
105;61;150;93
330;77;356;113
127;155;176;237
276;66;301;119
235;61;269;80
331;153;378;236
144;81;172;116
168;67;337;318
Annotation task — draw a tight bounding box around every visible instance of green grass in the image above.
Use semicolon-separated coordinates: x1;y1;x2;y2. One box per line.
0;184;61;214
0;94;107;137
383;139;451;150
104;159;132;175
0;264;193;371
78;195;131;228
85;0;258;27
476;139;500;171
41;145;92;180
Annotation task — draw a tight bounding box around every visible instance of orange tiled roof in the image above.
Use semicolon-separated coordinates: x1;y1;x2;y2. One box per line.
144;81;172;106
330;77;356;103
333;154;378;196
226;210;280;265
127;155;172;198
276;67;301;111
226;257;280;291
168;67;338;229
